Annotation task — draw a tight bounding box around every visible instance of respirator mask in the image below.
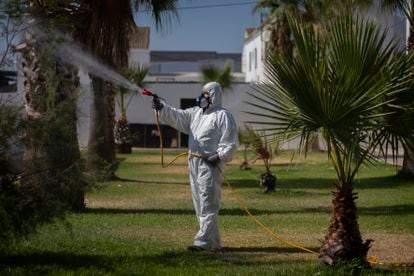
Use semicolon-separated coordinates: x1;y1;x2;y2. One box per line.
196;90;211;110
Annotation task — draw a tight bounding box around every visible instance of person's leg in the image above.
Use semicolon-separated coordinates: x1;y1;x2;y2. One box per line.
189;156;201;219
193;162;222;250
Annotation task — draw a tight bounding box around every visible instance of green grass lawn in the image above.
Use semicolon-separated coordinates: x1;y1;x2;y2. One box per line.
1;149;414;275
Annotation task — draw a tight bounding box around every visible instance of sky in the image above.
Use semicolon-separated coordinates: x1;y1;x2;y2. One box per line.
134;0;262;53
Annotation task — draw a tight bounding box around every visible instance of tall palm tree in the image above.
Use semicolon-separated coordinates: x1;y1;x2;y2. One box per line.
246;16;413;265
381;0;414;178
76;0;178;177
200;63;234;91
253;0;296;56
253;0;376;54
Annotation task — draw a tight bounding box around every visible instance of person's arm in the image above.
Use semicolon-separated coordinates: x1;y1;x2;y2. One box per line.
158;103;193;135
216;111;237;163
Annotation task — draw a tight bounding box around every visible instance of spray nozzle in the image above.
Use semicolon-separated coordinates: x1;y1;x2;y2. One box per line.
142;88;157;98
142;88;163;100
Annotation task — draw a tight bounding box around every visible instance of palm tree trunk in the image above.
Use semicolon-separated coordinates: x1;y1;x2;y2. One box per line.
115;88;132;153
400;6;414;178
319;185;372;265
77;0;133;177
401;147;414;177
271;15;293;57
86;76;116;177
21;31;46;172
57;62;85;211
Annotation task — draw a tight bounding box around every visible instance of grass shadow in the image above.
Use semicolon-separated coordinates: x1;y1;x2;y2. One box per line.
113;177;188;185
0;252;115;272
358;204;414;216
1;248;411;274
85;207;289;216
85;203;414;217
230;175;412;190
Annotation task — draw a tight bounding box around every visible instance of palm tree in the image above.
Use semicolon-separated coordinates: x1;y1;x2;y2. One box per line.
245;126;277;193
200;63;234;91
253;0;296;56
246;16;413;265
381;0;414;178
253;0;377;53
76;0;178;177
115;64;149;153
254;1;376;151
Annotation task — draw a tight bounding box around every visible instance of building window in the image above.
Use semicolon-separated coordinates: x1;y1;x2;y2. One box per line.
0;70;17;93
248;51;252;71
254;48;258;69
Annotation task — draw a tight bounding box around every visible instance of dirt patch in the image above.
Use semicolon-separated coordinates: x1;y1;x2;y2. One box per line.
366;233;414;265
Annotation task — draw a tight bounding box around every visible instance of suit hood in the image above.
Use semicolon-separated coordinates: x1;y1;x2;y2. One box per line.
202;82;222;109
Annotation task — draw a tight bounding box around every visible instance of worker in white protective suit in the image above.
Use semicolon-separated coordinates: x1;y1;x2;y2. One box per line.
152;82;237;252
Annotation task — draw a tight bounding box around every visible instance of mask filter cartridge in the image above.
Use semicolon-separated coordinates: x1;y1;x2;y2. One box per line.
196;93;210;109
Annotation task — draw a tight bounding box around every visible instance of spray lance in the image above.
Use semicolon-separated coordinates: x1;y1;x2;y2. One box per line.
141;88;163;101
141;88;192;166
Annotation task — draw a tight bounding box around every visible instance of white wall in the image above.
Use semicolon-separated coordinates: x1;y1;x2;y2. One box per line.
149;59;239;75
242;30;267;83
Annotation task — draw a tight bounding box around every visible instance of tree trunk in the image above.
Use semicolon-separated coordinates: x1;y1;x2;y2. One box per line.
319;185;372;266
115;113;132;154
86;76;116;178
56;62;85;211
401;8;414;178
400;147;414;178
270;15;293;57
310;134;322;152
78;0;133;178
20;31;46;176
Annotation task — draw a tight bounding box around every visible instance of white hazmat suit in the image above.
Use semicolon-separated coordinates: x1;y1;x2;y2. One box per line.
158;82;237;250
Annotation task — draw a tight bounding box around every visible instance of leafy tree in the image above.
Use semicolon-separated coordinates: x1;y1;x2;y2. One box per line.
246;16;413;265
254;1;375;151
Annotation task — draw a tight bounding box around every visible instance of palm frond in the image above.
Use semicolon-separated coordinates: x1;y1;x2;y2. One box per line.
133;0;178;32
200;63;234;92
